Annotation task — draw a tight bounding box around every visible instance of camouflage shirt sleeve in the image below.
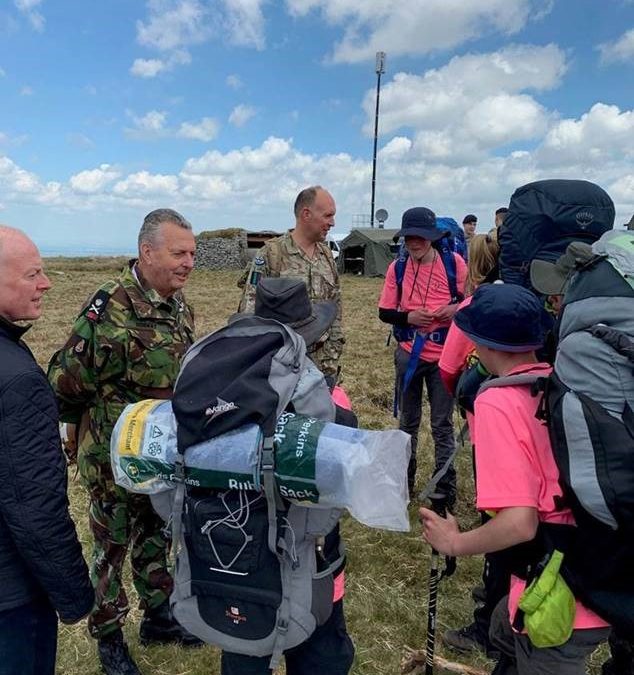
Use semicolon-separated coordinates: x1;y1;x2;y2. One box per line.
48;285;126;424
309;246;345;381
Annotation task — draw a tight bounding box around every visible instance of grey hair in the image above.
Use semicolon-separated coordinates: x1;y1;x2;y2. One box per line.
293;186;323;218
138;209;192;249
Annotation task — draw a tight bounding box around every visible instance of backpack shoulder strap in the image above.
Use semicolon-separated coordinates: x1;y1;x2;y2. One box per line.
437;246;462;304
478;373;545;394
395;252;408;308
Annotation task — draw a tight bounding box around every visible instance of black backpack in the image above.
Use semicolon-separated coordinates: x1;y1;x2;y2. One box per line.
498;179;615;291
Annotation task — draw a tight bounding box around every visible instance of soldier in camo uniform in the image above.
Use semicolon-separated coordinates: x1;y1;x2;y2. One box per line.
48;209;199;675
238;185;345;385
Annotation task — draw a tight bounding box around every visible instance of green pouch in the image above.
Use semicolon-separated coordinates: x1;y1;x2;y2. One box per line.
518;549;576;648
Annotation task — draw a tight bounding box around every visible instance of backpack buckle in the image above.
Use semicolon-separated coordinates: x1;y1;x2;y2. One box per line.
261;447;274;472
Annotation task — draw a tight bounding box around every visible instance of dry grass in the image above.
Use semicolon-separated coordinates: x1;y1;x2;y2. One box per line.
29;260;607;674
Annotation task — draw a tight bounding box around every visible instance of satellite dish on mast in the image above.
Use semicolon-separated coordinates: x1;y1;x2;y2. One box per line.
375;208;389;228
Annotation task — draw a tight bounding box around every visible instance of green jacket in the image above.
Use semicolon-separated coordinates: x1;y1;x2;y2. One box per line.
48;262;195;462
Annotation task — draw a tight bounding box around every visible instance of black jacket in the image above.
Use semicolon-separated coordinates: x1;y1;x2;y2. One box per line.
0;317;94;622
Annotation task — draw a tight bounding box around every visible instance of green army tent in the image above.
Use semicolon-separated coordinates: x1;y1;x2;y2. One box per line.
338;228;400;276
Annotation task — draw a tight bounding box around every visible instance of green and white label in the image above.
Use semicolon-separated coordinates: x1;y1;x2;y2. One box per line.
274;412;324;503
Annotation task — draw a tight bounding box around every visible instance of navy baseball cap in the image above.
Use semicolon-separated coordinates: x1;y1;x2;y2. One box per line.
454;284;547;352
393;207;448;242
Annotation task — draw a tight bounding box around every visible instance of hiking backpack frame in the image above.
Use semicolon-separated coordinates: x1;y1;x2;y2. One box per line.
166;316;343;668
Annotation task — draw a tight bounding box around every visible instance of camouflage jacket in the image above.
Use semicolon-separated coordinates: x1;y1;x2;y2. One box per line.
48;262;195;461
238;232;344;380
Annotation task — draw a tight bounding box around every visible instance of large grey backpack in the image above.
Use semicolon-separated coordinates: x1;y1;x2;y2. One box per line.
479;230;634;635
167;316;342;668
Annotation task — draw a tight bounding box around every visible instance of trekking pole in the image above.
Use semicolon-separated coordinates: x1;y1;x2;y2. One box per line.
418;441;461;675
425;546;440;674
424;494;447;675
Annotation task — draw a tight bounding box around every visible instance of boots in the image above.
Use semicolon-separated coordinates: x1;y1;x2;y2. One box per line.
97;630;141;675
139;601;203;647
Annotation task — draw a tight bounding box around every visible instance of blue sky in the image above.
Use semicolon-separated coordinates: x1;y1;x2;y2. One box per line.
0;0;633;253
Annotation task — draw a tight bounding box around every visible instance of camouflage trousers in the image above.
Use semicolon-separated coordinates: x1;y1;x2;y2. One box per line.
78;448;173;639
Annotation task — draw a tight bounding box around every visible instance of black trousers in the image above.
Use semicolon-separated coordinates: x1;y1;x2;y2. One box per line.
221;600;354;675
394;347;456;498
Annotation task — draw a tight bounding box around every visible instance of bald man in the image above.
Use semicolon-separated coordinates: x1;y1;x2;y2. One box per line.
0;226;93;675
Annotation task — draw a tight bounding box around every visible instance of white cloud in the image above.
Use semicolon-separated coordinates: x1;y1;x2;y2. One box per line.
178;117;220;141
538;103;634;166
463;94;548;146
362;44;564;161
70;164;121;194
130;58;167;78
14;0;44;31
229;104;256;127
125;110;168;139
226;74;243;89
132;0;266;75
221;0;266;49
0;91;632;229
610;174;634;205
130;49;191;78
20;85;34;96
181;174;233;200
136;0;211;52
126;110;219;142
598;28;634;64
0;155;62;205
286;0;552;63
113;171;179;197
0;67;5;77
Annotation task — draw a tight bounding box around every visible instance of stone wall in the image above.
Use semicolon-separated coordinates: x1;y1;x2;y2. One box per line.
194;230;249;270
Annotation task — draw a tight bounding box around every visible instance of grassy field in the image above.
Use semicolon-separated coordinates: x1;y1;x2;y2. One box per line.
28;258;607;675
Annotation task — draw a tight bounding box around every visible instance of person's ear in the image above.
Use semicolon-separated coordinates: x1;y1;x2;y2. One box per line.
139;240;152;264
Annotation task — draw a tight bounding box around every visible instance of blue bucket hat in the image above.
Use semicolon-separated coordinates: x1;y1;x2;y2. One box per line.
454;284;547;352
393;207;448;242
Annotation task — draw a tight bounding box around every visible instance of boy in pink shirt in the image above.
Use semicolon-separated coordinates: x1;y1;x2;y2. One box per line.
421;283;609;674
378;207;467;502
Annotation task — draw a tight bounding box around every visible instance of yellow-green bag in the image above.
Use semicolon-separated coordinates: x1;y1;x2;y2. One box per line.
518;549;576;648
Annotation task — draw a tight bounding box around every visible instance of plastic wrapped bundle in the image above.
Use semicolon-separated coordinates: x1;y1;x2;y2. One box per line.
111;400;411;531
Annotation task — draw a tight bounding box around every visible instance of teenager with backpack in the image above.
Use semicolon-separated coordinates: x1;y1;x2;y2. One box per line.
378;207;467;502
421;283;610;675
530;240;634;675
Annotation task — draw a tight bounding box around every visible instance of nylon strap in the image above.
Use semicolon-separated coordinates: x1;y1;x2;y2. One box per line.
170;454;186;565
393;333;428;418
